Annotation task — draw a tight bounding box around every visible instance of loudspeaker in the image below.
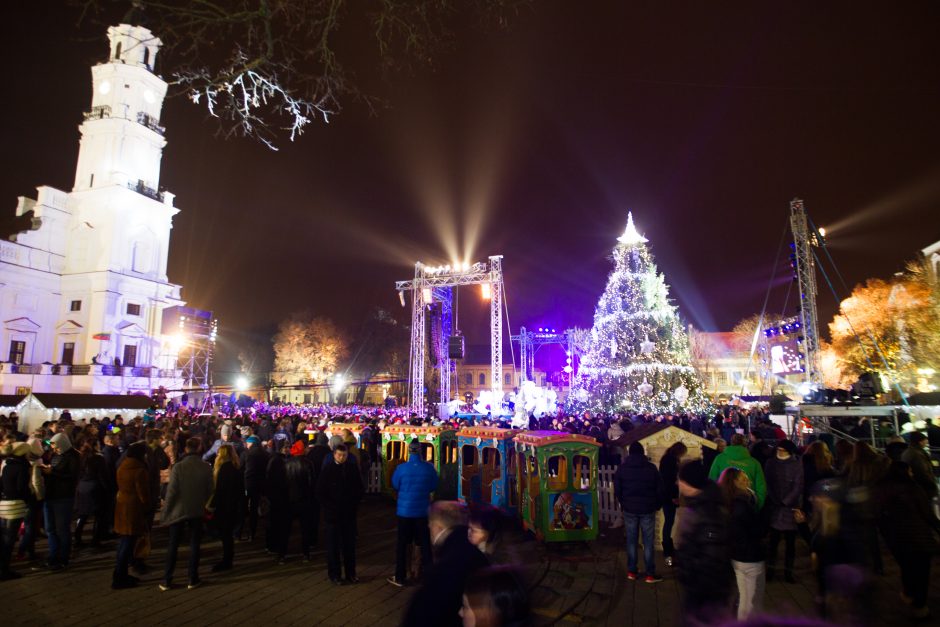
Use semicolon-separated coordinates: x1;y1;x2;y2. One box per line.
448;335;465;360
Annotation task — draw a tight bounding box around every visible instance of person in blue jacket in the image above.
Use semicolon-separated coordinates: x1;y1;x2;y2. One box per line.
388;439;438;587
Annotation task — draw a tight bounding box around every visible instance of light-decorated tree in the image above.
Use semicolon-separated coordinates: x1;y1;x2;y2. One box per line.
567;214;710;415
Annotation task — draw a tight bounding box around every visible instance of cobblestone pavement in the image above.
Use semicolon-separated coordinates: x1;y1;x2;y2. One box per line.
5;496;938;626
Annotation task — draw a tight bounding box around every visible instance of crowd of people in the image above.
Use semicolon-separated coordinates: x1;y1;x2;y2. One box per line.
0;401;938;625
613;424;940;624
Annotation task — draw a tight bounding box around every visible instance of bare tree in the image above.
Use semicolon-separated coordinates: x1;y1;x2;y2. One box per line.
76;0;529;148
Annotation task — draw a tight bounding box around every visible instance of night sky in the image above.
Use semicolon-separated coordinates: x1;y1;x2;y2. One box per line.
2;3;939;378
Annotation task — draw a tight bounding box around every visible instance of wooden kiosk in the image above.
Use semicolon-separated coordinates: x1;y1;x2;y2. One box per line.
382;424;458;499
457;426;518;511
513;431;600;542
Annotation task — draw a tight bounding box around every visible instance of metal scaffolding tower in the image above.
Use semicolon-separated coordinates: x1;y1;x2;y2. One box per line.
789;198;822;386
396;256;505;418
512;327;584;382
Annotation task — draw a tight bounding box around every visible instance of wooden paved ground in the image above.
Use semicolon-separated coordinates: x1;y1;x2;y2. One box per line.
6;496;939;626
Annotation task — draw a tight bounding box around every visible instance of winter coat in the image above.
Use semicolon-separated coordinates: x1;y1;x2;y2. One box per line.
161;454;213;526
707;445;767;509
75;454;107;516
209;461;246;527
764;454;804;531
265;455;289;509
675;482;733;596
284;455;315;506
400;527;490;627
901;446;938;498
114;457;150;536
1;456;31;501
613;453;664;515
45;447;80;501
242;445;270;493
728;492;765;563
659;453;682;501
391;455;439;518
878;472;940;557
316;458;363;523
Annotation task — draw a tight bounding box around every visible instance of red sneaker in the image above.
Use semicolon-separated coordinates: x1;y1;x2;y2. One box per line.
626;572;638;581
644;575;664;584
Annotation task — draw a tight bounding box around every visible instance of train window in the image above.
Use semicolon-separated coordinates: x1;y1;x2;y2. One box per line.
573;455;591;490
462;445;478;466
518;453;527;478
483;447;501;468
443;441;458;464
507;450;516;472
386;441;404;461
547;455;567;491
421;443;435;464
528;456;539;478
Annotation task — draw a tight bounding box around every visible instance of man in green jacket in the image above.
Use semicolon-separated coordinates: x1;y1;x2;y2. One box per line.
707;433;767;509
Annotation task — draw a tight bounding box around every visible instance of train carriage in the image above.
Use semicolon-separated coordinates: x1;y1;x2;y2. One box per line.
381;424;458;499
457;426;518;512
513;431;600;542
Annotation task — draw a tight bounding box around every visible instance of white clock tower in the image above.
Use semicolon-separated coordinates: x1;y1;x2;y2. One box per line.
0;23;186;395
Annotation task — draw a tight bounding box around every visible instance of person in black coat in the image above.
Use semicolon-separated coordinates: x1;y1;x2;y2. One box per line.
717;466;766;620
240;436;269;542
316;444;364;584
265;447;289;556
878;461;940;620
281;448;316;561
1;443;32;579
209;445;245;571
74;453;108;548
675;460;734;625
658;442;688;566
613;441;666;580
401;501;490;627
305;431;331;545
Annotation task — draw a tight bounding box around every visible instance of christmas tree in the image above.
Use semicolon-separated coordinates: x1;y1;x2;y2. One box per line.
568;213;711;415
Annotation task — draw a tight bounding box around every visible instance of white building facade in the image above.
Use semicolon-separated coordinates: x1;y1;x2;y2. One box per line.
0;24;184;395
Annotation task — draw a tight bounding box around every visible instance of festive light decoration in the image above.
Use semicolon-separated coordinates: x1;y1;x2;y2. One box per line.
567;213;711;414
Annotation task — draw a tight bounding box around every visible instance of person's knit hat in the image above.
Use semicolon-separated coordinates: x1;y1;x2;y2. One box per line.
776;439;798;456
291;439;306;456
12;441;30;457
240;426;252;438
50;432;72;452
408;439;421;455
246;435;260;445
220;424;233;439
678;460;708;490
628;441;644;456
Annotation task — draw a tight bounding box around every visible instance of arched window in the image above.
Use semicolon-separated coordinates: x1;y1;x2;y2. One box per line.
464;372;472;386
573;455;592;490
115;42;122;60
143;47;150;68
478;372;486;386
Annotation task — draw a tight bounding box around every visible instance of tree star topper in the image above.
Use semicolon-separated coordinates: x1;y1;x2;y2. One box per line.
617;212;648;246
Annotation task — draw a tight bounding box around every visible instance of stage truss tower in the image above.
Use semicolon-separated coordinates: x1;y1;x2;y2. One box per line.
396;256;505;418
512;327;586;384
789;198;822;387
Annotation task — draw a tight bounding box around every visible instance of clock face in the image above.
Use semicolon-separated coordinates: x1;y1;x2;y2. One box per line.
98;80;111;95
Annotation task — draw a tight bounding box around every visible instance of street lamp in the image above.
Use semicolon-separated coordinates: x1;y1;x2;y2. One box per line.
235;376;248;393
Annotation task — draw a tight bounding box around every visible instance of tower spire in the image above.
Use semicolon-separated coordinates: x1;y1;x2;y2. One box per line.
617;212;648;246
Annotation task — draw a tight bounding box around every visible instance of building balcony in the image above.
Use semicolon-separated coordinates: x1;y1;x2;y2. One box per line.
83;105;112;121
137;112;165;136
126;179;165;202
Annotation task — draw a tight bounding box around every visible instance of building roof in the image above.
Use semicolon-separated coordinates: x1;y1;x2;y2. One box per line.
620;423;717;449
0;395;26;408
30;393;153;410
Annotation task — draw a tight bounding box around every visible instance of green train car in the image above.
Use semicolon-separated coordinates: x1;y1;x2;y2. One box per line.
513;431;600;542
381;424;458;499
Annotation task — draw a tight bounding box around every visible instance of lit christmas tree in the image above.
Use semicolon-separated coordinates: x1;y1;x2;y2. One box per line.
568;213;711;415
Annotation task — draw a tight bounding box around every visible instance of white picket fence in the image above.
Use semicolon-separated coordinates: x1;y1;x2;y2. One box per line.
365;462;623;523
